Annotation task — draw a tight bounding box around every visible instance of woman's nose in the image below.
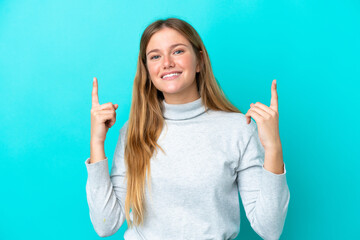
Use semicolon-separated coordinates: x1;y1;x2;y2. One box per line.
163;55;174;68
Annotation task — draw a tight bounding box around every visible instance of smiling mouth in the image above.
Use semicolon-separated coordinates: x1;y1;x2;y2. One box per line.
162;72;182;80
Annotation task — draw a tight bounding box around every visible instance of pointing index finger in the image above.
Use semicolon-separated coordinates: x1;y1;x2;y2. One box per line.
92;77;100;107
270;79;278;112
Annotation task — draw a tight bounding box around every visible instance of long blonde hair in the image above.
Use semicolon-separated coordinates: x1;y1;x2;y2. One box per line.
124;17;242;228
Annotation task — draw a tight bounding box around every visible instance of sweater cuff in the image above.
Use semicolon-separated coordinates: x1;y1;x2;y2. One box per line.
261;163;288;195
262;162;287;175
84;157;110;188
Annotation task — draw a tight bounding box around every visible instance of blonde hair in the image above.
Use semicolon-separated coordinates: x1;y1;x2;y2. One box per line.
124;17;242;228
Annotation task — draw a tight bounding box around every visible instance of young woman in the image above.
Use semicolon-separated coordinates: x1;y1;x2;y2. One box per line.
85;18;290;240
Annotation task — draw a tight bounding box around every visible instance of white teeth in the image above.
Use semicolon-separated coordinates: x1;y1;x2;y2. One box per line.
162;72;181;79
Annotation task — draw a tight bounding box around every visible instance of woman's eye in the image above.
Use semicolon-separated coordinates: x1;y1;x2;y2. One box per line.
174;49;184;54
150;55;160;60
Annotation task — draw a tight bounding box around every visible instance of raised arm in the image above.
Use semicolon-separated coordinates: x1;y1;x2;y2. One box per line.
85;77;128;237
236;124;290;240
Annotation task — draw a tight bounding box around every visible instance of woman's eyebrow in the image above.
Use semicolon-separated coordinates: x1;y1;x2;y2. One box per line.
146;43;188;56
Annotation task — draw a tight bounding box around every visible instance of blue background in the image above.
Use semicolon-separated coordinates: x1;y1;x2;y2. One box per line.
1;0;359;239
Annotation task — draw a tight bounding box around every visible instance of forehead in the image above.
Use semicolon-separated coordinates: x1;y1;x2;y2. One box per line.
146;27;190;53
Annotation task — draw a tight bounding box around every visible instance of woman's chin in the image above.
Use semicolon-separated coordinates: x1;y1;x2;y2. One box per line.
159;85;182;93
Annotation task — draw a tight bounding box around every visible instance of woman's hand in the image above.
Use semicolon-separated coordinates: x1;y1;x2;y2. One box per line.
90;77;118;144
245;79;281;152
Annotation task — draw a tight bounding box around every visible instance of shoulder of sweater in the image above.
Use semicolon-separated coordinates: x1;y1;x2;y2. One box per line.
206;109;257;135
119;120;129;137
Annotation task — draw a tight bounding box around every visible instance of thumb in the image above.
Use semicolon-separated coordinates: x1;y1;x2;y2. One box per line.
113;104;118;110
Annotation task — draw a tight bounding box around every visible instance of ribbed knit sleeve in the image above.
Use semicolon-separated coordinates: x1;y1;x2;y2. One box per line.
236;124;290;240
85;122;129;237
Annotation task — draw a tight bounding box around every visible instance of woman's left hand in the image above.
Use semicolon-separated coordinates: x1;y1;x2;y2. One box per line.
245;79;282;152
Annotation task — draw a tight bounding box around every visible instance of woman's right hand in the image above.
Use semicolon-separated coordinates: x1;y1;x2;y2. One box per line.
91;77;118;144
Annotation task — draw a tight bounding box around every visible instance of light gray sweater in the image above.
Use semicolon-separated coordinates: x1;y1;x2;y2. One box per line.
85;97;290;240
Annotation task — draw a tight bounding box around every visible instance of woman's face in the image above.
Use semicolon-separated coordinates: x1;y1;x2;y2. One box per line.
145;27;201;104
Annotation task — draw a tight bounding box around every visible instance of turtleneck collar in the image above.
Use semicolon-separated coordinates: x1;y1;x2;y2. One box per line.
162;97;208;120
